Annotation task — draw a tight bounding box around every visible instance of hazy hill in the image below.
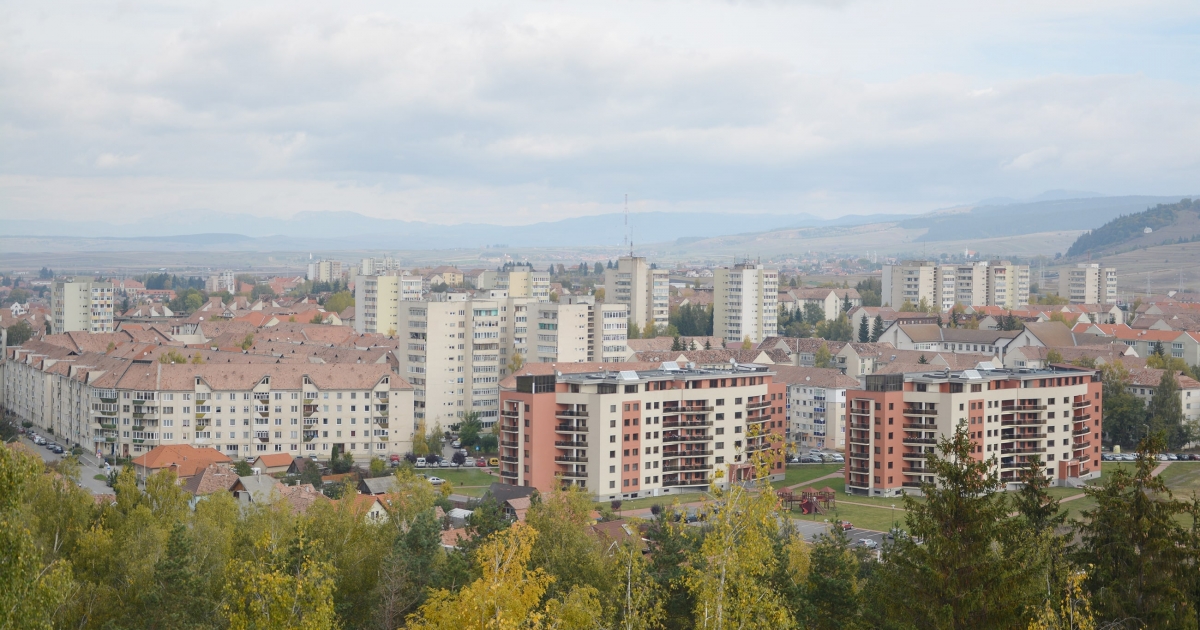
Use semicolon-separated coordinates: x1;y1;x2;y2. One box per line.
1066;199;1200;258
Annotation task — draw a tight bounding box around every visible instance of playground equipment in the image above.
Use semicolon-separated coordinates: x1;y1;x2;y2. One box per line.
778;486;836;515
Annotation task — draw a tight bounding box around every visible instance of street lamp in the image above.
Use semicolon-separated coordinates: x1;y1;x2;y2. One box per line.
891;503;895;529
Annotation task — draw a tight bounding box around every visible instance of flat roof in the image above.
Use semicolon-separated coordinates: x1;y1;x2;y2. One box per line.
555;363;773;384
898;365;1097;384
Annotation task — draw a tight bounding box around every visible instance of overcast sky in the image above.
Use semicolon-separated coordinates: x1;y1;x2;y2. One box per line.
2;0;1198;225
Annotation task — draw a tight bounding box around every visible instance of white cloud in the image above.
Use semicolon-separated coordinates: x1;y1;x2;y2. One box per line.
2;0;1200;224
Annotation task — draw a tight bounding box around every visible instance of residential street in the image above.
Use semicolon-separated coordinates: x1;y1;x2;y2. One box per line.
18;434;115;495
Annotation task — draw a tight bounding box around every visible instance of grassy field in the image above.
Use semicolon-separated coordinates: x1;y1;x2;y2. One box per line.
426;468;501;491
782;464;843;488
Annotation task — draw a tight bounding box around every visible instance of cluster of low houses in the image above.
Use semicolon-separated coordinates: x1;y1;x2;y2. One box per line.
112;443;640;551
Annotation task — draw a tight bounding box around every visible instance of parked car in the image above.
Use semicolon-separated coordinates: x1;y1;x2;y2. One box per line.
799;455;819;463
1167;454;1179;461
840;521;853;531
1101;453;1114;461
831;454;845;462
464;457;476;467
858;538;878;549
439;460;452;468
451;440;461;449
489;457;499;466
415;457;427;468
427;476;445;486
475;458;488;467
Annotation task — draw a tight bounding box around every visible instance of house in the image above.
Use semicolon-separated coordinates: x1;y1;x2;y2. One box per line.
359;476;399;495
845;307;938;337
230;475;286;505
182;463;239;498
342;493;389;523
1010;322;1111;350
487;482;536;521
250;453;294;475
277;483;330;514
588;519;649;554
758;337;849;367
779;288;861;321
129;444;232;483
1002;342;1145;371
877;324;1020;357
287;457;325;477
1125;368;1200;426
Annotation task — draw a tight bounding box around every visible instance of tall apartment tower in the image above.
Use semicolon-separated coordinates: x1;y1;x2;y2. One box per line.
883;260;1030;311
714;262;779;345
307;260;342;283
51;278;114;334
354;273;401;335
604;257;669;331
396;292;628;431
1059;264;1118;304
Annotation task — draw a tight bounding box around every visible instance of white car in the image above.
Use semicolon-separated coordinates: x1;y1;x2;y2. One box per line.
427;476;445;486
464;457;476;467
415;457;427;468
858;538;878;549
451;440;461;449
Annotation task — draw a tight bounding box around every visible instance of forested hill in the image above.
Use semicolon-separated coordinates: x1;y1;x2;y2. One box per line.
1067;199;1197;257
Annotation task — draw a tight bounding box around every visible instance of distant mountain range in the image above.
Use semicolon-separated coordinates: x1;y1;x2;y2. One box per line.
0;192;1194;253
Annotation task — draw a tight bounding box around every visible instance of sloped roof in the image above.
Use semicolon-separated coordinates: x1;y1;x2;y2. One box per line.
182;463;239;495
130;444;231;477
252;453;294;468
770;366;860;389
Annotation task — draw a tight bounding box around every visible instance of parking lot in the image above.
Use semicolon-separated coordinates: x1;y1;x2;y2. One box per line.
789;517;892;550
17;432;114;495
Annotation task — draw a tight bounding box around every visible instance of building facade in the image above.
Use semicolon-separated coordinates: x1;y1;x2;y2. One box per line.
51;278;114;334
845;367;1102;497
604;257;669;331
882;261;1030;312
1059;263;1118;304
714;262;779;345
397;292;628;430
307;260;343;283
1;349;414;462
774;366;858;452
497;365;787;501
354;273;401;335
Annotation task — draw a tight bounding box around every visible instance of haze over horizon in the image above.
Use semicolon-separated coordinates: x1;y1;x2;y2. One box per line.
3;1;1199;225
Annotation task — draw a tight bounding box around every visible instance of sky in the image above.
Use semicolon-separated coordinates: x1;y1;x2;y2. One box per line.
2;0;1199;226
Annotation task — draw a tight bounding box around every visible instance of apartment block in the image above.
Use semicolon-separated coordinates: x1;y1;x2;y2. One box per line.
845;367;1102;497
714;262;779;345
497;364;787;501
1059;263;1118;304
773;366;859;452
882;261;1030;311
396;292;629;430
1;349;414;462
354;273;401;335
307;260;343;283
604;257;669;330
51;278;114;334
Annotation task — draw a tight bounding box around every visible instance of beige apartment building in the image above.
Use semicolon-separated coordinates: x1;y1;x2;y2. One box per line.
604;256;669;331
845;367;1102;498
51;278;114;334
714;262;778;345
1059;263;1118;304
396;292;628;430
354;273;401;335
476;269;552;301
498;364;787;501
882;261;1030;312
1;349;414;462
307;260;343;283
774;366;859;452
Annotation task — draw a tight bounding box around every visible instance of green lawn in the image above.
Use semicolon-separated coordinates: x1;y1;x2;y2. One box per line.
430;468;501;489
782;464;843;488
1158;462;1200;493
785;501;907;533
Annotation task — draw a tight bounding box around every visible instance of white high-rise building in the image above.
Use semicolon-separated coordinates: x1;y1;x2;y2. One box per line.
395;292;627;429
1059;264;1118;304
355;274;401;335
604;256;669;331
51;278;114;334
714;262;778;345
307;260;343;283
882;260;1030;311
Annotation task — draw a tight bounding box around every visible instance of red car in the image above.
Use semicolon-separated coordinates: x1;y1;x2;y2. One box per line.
840;522;853;531
475;458;488;467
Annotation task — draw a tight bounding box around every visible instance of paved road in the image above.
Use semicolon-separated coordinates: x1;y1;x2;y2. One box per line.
790;516;893;550
17;433;115;495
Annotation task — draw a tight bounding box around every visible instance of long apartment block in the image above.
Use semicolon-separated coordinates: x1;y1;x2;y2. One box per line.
398;291;628;430
2;345;414;462
845;367;1102;497
497;364;787;501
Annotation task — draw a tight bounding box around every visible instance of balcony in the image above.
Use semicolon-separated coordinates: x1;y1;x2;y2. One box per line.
1000;432;1047;441
746;400;769;410
902;481;924;488
662;449;712;458
1073;400;1090;408
902;437;937;445
558;470;588;479
554;440;589;448
1073;426;1091;436
1000;446;1046;455
500;469;519;479
902;451;931;459
902;423;937;430
255;431;270;443
1073;441;1092;450
554;424;588;433
901;467;929;474
662;463;712;472
663;477;709;487
1001;404;1047;412
555;409;589;419
500;440;519;448
903;408;938;416
501;409;520;418
554;455;588;464
500;423;520;434
745;442;773;453
374;421;389;430
500;455;519;463
662;420;713;429
1001;417;1046;427
303;405;318;417
662;434;712;443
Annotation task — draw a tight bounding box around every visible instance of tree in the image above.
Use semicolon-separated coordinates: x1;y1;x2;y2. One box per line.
240;333;255;351
191;352;205;364
1147;368;1189;450
458;412;482;448
870;315;883;343
917;353;928;364
311;312;325;324
741;336;752;350
1045;349;1065;365
478;434;499;453
4;320;33;345
627;318;640;340
508;352;525;374
899;299;916;312
593;288;605;301
0;446;73;630
526;485;611;602
375;509;445;628
1099;362;1146;449
671;336;683;351
142;522;218;628
1074;435;1197;627
234;460;254;476
369;457;386;478
867;427;1044;629
857;316;869;343
451;451;466;468
805;523;862;630
803;302;825;326
814;343;832;368
220;533;339;629
642;321;656;339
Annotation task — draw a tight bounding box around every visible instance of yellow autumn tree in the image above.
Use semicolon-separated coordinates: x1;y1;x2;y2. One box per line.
220;533;339;630
407;522;552;630
1028;571;1096;630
